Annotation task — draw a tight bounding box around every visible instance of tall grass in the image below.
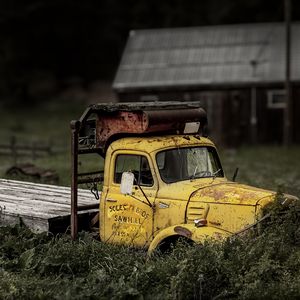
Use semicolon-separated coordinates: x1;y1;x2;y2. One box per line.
1;199;300;299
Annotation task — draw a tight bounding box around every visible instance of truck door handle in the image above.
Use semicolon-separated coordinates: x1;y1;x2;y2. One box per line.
106;198;117;202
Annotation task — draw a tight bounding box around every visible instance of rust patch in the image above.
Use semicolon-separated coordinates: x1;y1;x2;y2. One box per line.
95;107;207;150
209;221;222;226
211;189;225;200
174;226;192;238
195;183;266;204
196;187;226;201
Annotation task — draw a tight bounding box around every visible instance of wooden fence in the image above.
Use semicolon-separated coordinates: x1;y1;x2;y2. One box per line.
0;136;65;163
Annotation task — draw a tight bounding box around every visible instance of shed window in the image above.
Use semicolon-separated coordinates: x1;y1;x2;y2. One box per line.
267;90;286;109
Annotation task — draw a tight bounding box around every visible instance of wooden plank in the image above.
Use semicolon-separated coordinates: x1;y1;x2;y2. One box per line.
0;195;99;218
0;183;91;196
0;178;92;194
0;194;94;206
1;204;98;223
0;179;101;233
0;179;97;202
0;208;98;233
0;188;94;204
0;197;97;217
0;190;94;204
0;197;99;215
0;180;93;197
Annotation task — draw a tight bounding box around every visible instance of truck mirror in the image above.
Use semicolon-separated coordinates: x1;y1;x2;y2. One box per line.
120;172;134;195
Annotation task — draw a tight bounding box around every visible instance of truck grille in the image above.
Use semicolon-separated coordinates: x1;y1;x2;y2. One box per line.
186;202;209;224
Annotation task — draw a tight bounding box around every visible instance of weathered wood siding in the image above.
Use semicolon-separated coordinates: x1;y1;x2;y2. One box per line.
117;85;300;146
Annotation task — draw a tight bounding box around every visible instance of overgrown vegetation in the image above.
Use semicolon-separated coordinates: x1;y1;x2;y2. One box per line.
1;198;300;299
1;102;300;299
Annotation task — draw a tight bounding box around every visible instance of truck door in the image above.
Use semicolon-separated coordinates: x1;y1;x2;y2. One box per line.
103;152;157;248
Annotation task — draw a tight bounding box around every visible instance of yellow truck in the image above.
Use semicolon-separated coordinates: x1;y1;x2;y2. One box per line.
70;102;297;253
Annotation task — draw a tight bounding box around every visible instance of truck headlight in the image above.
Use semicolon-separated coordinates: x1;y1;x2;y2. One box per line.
194;218;207;227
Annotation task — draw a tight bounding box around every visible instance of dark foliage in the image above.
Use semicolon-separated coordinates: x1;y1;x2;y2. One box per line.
0;0;300;102
1;197;300;299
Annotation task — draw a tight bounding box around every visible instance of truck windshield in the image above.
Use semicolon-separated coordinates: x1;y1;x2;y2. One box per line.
156;147;223;183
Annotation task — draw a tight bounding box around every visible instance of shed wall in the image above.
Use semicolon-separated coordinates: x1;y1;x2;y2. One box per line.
117;85;300;146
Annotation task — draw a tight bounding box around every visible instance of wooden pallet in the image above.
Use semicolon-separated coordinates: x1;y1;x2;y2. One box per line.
0;179;100;233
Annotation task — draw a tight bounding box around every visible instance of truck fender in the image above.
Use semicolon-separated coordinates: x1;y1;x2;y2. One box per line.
148;224;230;254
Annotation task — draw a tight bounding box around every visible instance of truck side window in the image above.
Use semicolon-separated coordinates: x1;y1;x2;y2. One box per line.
114;154;153;186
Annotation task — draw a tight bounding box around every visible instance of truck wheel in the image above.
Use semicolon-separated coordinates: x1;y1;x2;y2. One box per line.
156;235;194;254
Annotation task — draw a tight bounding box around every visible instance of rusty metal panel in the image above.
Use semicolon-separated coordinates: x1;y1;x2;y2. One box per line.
96;109;205;148
96;111;148;148
93;103;207;150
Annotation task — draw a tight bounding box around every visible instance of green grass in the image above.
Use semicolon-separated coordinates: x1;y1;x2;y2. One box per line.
220;146;300;196
0;101;103;186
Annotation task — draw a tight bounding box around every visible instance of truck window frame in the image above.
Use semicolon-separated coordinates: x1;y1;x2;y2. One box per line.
114;153;154;187
155;146;224;184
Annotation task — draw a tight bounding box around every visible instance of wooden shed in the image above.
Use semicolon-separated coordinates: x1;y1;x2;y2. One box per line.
113;23;300;146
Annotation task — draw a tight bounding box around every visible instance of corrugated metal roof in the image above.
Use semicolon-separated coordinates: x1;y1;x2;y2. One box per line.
113;23;300;90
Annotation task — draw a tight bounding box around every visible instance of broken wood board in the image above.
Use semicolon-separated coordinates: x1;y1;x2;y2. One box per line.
0;178;100;233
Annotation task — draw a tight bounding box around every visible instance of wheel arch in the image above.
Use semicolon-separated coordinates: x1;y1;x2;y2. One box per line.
148;224;229;255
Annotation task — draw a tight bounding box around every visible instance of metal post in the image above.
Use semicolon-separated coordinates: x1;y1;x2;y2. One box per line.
283;0;292;145
70;120;81;240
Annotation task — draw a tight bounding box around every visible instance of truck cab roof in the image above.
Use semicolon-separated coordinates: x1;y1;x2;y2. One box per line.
108;135;215;154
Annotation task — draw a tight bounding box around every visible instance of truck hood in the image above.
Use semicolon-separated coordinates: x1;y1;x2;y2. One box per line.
158;178;276;206
191;181;276;205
